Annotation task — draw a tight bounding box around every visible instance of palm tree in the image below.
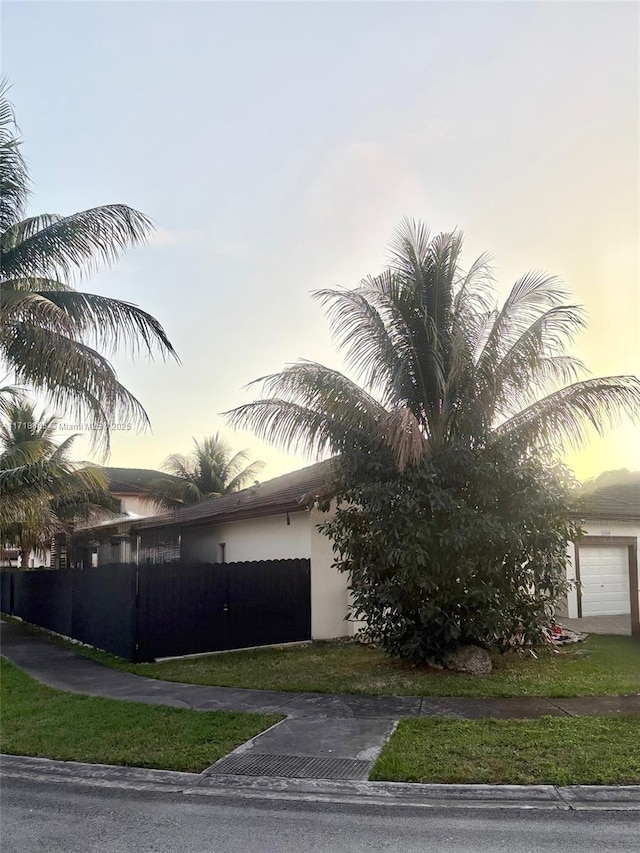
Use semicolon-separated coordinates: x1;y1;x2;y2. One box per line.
149;433;265;509
0;401;117;567
0;81;178;455
226;219;640;468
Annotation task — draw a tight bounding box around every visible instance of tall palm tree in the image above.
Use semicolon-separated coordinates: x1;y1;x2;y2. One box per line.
227;219;640;468
0;401;117;567
0;81;178;455
149;433;265;509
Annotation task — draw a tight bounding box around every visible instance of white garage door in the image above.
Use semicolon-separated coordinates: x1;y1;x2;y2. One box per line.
579;545;631;616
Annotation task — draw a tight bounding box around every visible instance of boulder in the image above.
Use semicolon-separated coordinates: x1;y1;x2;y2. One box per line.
443;645;492;676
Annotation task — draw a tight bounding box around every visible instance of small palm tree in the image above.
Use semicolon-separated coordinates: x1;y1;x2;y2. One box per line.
227;219;640;466
149;434;265;509
0;81;178;455
0;401;117;566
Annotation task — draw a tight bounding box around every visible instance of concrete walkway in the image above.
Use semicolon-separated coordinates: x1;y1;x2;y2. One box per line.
2;620;639;782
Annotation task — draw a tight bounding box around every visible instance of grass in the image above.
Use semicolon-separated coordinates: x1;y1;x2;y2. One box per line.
49;632;640;698
371;715;640;785
0;657;281;773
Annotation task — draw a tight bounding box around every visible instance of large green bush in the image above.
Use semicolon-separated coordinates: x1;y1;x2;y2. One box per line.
319;440;582;663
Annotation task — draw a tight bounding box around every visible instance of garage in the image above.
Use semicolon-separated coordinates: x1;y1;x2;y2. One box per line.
578;544;631;617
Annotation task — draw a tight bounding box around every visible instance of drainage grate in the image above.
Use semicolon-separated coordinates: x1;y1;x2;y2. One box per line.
208;752;372;781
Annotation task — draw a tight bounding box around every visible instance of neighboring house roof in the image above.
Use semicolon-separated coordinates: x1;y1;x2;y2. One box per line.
575;473;640;521
74;512;146;534
100;467;167;495
135;459;337;530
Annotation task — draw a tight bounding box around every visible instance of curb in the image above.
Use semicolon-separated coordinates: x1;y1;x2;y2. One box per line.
2;755;639;811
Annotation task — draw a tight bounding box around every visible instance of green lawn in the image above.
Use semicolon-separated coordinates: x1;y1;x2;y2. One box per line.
67;633;640;698
0;657;280;772
371;716;640;785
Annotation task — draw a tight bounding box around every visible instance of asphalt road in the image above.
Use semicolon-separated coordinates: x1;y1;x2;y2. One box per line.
2;776;640;853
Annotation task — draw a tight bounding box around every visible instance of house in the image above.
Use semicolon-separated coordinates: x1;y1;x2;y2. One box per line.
562;473;640;635
63;467;170;568
132;459;355;640
1;548;20;569
72;461;640;641
100;467;170;517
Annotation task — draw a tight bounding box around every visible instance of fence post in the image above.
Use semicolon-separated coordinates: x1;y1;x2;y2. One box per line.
133;565;140;662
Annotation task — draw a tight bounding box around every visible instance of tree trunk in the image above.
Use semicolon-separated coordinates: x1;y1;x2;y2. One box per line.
20;547;31;570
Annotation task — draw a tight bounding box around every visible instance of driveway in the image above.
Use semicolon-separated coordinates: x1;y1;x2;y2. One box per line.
559;615;632;636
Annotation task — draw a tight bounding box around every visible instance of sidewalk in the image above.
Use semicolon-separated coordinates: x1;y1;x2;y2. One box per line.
2;619;639;783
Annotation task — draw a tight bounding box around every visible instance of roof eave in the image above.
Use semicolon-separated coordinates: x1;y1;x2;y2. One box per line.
570;511;640;522
133;501;311;532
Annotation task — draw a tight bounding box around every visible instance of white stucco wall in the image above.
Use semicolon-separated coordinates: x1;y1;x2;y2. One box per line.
564;519;640;619
178;506;353;640
118;495;163;517
309;504;353;639
182;511;311;563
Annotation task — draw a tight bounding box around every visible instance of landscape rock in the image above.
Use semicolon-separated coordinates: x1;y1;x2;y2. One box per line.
443;645;492;676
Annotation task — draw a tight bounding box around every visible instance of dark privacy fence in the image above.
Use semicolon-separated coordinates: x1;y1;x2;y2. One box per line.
0;559;311;662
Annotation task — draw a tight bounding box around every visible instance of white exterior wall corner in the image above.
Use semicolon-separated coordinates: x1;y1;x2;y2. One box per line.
309;503;353;640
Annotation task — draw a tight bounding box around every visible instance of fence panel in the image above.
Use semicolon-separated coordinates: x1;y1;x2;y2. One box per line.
226;558;311;649
0;571;13;615
136;561;227;660
71;563;137;660
12;569;73;637
2;558;312;662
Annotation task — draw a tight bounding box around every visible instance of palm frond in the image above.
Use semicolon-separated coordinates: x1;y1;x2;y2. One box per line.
1;206;154;282
235;361;387;451
0;275;72;292
148;476;204;510
476;271;568;373
2;323;150;455
387;217;432;274
26;290;177;358
313;277;408;404
161;453;197;482
495;376;640;451
0;79;29;230
0;384;25;421
224;459;265;493
381;406;427;471
226;397;359;458
1;288;78;336
480;304;587;422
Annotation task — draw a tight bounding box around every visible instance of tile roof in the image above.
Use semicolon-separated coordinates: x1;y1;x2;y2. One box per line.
99;467;167;494
134;459;337;530
576;473;640;520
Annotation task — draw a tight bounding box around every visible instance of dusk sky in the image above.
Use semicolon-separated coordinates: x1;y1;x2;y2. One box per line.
2;0;639;483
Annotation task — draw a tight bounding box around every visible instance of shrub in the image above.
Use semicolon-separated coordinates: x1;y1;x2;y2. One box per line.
319;439;581;663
